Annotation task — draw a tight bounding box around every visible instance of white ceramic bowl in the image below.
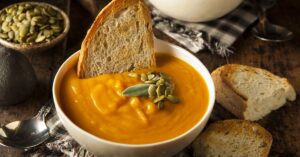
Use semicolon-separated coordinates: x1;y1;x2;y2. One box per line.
52;39;215;157
149;0;243;22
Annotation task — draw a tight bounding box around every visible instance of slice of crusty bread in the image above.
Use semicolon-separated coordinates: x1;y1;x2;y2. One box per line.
193;119;273;157
211;64;296;121
77;0;155;78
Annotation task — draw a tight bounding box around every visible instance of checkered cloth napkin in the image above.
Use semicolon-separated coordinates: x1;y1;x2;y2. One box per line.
151;0;257;56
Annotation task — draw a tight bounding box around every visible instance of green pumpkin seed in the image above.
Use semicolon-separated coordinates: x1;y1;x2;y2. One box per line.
5;8;11;14
147;74;155;80
29;26;37;34
5;16;12;22
51;25;61;33
18;13;26;21
144;80;157;84
41;8;50;16
156;85;166;97
152;75;160;81
31;16;42;23
0;33;8;39
141;73;147;82
17;5;24;14
19;23;29;37
148;84;156;98
12;16;18;23
122;84;150;97
26;33;37;43
11;25;18;33
49;17;56;24
157;101;164;110
164;87;171;96
8;31;14;39
26;11;31;20
156;78;165;86
17;36;24;43
30;20;36;26
11;10;17;16
21;19;30;25
154;95;165;104
0;14;6;21
2;21;11;32
40;25;49;30
43;29;52;37
166;95;180;104
14;32;19;42
35;32;45;42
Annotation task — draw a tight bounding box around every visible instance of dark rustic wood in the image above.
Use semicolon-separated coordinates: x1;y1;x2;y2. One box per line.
0;0;299;156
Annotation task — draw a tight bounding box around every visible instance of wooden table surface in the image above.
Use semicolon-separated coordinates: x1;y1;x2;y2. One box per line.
0;0;299;156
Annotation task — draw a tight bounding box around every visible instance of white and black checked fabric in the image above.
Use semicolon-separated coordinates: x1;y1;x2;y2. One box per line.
151;0;257;56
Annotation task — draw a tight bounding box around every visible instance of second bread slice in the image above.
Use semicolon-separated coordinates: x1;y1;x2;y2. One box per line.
211;64;296;121
193;119;273;157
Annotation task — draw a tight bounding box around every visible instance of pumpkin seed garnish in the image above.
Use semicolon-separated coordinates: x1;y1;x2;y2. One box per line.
0;3;64;44
166;95;180;104
140;73;148;82
156;85;165;97
122;71;180;110
157;101;165;110
148;84;156;98
154;95;165;104
0;33;8;39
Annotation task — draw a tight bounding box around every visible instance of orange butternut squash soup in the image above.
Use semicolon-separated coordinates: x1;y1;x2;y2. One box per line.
60;54;209;144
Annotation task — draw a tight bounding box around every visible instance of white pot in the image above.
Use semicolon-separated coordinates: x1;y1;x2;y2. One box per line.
149;0;243;22
52;39;215;157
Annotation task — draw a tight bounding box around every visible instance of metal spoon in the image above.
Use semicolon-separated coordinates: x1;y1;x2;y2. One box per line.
0;102;52;149
252;0;293;42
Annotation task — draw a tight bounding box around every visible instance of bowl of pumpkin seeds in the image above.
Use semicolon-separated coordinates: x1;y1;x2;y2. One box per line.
0;2;70;53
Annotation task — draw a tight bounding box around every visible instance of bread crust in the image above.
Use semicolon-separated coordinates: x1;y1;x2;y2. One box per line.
211;66;247;119
77;0;155;78
193;119;273;157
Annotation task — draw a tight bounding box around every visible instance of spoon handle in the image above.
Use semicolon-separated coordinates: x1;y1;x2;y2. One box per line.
35;101;53;121
253;0;273;35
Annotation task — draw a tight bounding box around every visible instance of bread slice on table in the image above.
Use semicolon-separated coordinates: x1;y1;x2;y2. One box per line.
193;119;273;157
77;0;155;78
211;64;296;121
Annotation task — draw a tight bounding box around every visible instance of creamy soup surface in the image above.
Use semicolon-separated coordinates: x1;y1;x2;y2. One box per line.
60;54;209;144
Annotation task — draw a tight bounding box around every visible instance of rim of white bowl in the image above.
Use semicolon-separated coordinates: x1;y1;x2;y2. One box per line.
52;39;215;148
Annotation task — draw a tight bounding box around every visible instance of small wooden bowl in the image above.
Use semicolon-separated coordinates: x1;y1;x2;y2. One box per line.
0;2;70;53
